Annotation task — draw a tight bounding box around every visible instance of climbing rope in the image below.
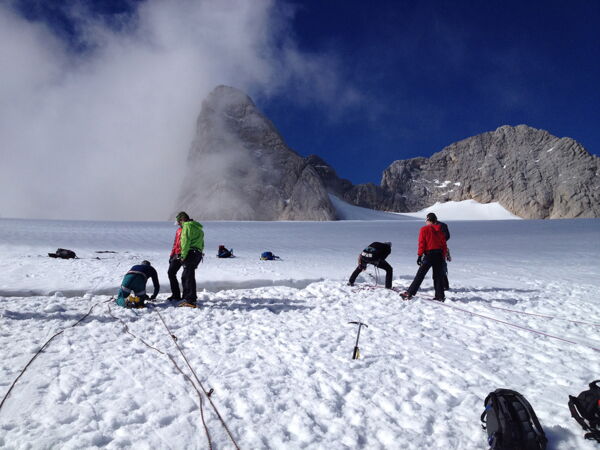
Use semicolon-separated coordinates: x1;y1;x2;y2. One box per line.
424;298;600;353
106;304;213;450
155;310;241;450
478;303;600;327
0;298;112;412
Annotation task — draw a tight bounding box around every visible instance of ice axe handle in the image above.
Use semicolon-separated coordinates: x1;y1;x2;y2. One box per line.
348;322;368;360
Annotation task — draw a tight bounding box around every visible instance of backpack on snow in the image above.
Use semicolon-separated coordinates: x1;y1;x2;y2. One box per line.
260;251;279;261
217;245;234;258
568;380;600;443
360;242;391;263
48;248;77;259
480;389;547;450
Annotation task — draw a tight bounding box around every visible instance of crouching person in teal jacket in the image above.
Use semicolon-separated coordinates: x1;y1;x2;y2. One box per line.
116;260;160;308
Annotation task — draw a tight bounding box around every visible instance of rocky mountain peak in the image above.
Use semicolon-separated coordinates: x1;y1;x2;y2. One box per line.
176;86;598;220
175;85;336;221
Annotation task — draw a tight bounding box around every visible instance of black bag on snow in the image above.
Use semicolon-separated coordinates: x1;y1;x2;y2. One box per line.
481;389;547;450
568;380;600;443
217;245;233;258
360;242;391;263
48;248;77;259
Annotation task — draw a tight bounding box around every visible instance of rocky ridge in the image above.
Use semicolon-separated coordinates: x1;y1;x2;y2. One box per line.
308;126;599;219
178;86;599;220
176;86;336;220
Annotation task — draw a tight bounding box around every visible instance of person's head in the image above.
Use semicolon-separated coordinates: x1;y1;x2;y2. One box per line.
176;211;190;225
426;212;438;224
141;260;151;266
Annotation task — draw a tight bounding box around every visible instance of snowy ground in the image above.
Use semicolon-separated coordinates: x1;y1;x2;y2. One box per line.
0;203;599;449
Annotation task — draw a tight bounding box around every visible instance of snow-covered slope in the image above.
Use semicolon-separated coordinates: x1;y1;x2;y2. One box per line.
0;217;598;449
331;195;520;221
405;199;522;220
330;195;413;220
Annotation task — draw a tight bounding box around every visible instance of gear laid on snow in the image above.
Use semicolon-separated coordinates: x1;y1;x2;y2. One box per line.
260;251;280;260
217;245;234;258
348;321;368;360
569;380;600;443
481;389;547;450
48;248;77;259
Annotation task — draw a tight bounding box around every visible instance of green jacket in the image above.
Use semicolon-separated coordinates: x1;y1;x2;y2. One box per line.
180;220;204;260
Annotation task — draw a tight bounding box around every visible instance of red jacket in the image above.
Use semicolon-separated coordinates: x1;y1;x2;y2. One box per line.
418;223;448;257
170;227;182;257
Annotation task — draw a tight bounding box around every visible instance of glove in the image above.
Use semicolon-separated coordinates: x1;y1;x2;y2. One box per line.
446;249;452;262
417;255;423;266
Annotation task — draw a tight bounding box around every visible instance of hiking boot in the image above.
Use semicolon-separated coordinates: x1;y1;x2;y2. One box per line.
400;291;413;300
178;300;197;308
166;296;181;301
433;297;445;302
347;282;354;287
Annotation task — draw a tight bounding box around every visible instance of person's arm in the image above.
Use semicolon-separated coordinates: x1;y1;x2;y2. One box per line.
417;227;426;256
170;228;181;257
150;267;159;298
180;223;190;260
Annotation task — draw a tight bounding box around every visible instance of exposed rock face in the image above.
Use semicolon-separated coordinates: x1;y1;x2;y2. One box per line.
178;86;598;220
176;86;336;220
380;125;600;219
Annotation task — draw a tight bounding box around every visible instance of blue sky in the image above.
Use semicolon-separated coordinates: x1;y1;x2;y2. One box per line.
263;0;600;183
1;0;598;219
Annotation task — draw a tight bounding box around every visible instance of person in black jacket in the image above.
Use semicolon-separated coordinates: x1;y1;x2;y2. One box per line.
348;242;394;289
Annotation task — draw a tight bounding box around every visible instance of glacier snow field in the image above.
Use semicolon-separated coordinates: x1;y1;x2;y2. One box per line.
0;217;599;449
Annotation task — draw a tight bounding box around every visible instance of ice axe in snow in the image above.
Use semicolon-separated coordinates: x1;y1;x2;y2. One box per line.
348;321;368;360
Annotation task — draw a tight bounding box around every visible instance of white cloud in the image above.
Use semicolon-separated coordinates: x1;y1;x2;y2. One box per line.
0;0;356;220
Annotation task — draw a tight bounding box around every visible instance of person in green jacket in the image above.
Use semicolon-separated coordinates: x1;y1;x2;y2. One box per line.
176;211;204;307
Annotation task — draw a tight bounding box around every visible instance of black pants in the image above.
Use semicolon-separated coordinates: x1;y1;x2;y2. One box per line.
168;257;183;299
182;249;202;302
349;259;393;289
407;250;445;299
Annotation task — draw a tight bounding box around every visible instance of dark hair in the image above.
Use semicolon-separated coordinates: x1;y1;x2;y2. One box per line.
141;260;151;266
426;212;438;223
176;211;190;222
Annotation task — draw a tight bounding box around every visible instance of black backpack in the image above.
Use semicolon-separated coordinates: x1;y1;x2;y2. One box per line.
568;380;600;443
481;389;547;450
217;245;233;258
48;248;77;259
361;242;391;263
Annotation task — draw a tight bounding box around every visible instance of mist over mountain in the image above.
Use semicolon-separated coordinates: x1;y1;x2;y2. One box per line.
178;86;599;220
175;86;336;220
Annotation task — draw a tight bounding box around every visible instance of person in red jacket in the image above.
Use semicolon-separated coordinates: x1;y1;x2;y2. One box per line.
401;212;449;301
167;221;183;300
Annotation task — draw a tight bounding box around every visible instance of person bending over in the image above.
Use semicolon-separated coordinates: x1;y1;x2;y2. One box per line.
116;260;159;308
348;242;393;289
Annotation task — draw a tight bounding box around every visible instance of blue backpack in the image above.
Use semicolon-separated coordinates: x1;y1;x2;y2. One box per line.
260;251;279;260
